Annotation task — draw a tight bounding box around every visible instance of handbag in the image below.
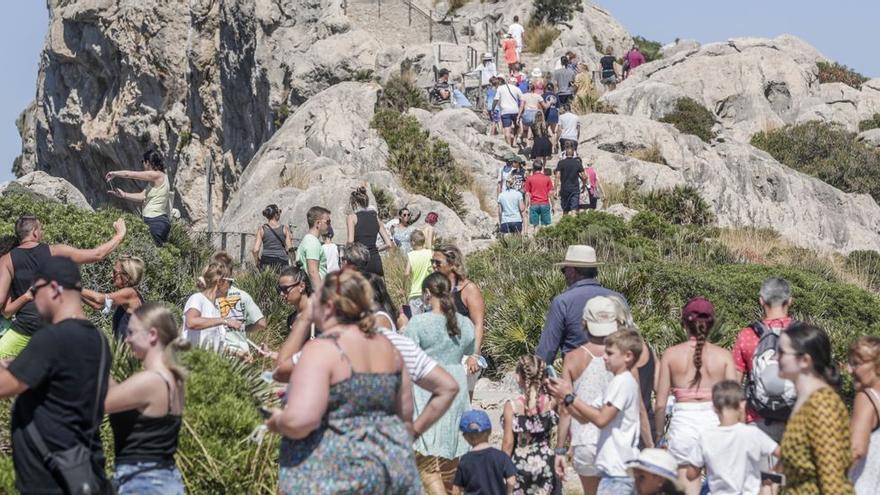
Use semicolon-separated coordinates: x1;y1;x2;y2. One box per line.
25;332;108;495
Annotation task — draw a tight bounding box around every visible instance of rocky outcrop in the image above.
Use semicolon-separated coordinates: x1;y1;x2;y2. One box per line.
578;113;880;253
0;172;93;211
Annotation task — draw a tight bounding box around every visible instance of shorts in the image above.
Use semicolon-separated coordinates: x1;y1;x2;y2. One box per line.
522;109;538;126
113;462;184;495
500;221;522;233
0;329;31;359
561;190;580;212
501;113;518;128
578;194;598;210
597;475;634;495
601;73;619;85
490;109;501;123
529;205;551;226
546;107;559;124
667;401;719;464
572;444;600;476
143;214;171;246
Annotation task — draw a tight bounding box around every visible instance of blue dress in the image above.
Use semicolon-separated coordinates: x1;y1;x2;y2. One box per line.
278;335;421;494
407;312;475;459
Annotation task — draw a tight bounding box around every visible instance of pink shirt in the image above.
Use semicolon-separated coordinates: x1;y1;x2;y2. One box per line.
585;166;598;190
625;50;646;69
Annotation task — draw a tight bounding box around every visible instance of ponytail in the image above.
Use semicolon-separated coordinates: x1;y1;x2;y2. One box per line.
688;319;711;387
423;272;460;338
786;322;842;389
135;303;190;382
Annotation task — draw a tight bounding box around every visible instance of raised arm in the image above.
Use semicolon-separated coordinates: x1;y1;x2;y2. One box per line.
81;287;139;312
104;371;154;414
51;218;127;265
106;170;164;183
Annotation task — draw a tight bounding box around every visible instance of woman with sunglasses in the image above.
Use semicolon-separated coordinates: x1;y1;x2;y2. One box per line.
346;186;394;276
82;256;146;341
848;336;880;491
432;245;486;399
182;262;242;352
387;207;419;254
270;263;315;381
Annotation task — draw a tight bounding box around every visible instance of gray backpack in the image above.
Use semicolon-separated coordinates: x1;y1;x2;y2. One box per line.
745;320;797;420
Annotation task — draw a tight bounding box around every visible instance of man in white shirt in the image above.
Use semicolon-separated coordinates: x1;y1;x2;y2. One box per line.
491;77;524;146
558;105;581;156
508;16;525;56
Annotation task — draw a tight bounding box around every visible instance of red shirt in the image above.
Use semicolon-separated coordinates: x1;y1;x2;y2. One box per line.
524;174;554;205
732;316;792;422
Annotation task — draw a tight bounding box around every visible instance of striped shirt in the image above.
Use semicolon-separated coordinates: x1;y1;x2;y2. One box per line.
379;321;437;382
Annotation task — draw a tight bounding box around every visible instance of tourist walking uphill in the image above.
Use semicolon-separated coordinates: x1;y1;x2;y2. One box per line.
106;149;172;246
81;255;146;341
252;204;293;271
347;186;395;276
0;214;126;358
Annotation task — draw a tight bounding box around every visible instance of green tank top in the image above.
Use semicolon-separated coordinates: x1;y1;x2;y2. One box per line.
142;174;170;218
407;248;433;299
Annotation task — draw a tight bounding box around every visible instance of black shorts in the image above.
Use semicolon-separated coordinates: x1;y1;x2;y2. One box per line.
500;222;523;233
561;190;580;212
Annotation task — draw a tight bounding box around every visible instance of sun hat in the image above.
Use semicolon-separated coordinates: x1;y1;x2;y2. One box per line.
459;410;492;433
626;448;684;490
681;296;715;325
482;52;494;60
530;68;543;78
582;296;619;337
554;245;604;268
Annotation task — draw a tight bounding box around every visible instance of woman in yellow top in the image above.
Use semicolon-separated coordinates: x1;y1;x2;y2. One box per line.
106;149;172;246
778;322;854;494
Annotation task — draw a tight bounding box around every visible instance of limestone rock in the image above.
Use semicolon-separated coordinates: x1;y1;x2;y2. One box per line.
0;172;93;211
660;39;700;59
605;204;638;221
857;128;880;148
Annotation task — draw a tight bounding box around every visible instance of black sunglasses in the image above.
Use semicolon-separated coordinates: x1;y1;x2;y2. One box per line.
431;259;444;266
277;283;298;295
30;280;51;296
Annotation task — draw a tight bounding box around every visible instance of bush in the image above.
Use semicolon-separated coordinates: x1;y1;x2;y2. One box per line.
523;23;560;54
659;97;716;142
636;185;716;226
817;61;869;90
531;0;583;24
378;69;429;113
632;36;662;62
371;110;467;214
859;113;880;132
571;94;617;115
371;183;396;221
751;121;880;202
630;211;675;239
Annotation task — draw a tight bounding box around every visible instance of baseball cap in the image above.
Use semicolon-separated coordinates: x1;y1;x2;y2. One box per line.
681;296;714;325
459;410;492;433
34;256;82;291
582;296;618;337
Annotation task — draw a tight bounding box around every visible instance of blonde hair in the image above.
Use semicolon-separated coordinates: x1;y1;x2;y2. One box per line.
411;229;426;248
320;269;376;334
117;255;145;287
850;336;880;371
610;295;638;331
516;355;548;414
135;303;190;381
435;244;467;280
197;262;229;291
605;328;643;362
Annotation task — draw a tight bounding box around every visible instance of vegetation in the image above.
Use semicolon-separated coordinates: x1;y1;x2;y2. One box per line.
272;103;290;129
859;113;880;132
751;121;880;202
531;0;583;24
632;36;662;62
592;35;605;55
371;182;396;220
571;94;617;115
378;69;429;113
523;23;560;54
660;97;716;142
447;0;469;12
626;142;666;164
816;61;869;90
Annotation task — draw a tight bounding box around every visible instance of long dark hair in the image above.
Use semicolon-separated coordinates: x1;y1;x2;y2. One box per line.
262;204;281;221
367;273;397;319
786;322;841;388
279;262;312;296
349;186;369;211
422;272;459;338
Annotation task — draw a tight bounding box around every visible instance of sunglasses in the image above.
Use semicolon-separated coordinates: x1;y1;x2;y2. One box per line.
277;282;299;295
30;280;51;296
431;259;445;266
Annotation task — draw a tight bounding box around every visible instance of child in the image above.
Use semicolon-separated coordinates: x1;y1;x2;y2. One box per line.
321;226;339;272
683;380;780;495
453;410;516;495
547;328;643;495
627;448;685;495
405;230;432;316
502;356;558;494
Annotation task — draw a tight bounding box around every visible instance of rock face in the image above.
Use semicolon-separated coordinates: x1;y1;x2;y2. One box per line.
0;172;93;211
578;113;880;253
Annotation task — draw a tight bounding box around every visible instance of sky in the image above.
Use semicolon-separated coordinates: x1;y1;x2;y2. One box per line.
1;1;878;183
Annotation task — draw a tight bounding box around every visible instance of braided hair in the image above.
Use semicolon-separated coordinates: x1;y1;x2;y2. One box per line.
684;311;714;388
422;272;459;338
516;355;548;414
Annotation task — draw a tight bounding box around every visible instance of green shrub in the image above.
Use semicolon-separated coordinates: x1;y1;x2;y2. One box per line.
636;186;716;226
630;211;674;239
571;93;617;115
859;113;880;132
272;104;290;129
531;0;583;24
751;121;880;202
523;23;560;54
379;69;428;113
371;110;467;214
659;97;716;142
817;61;869;90
371;182;396;221
632;36;662;62
592;35;605;54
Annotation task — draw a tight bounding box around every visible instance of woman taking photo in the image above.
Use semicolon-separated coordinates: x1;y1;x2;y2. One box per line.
848;336;880;491
432;245;485;398
346;186;395;276
82;256;145;341
182;262;242;351
106;149;172;246
267;269;420;494
778;323;854;494
654;297;735;494
251;204;292;271
106;303;188;494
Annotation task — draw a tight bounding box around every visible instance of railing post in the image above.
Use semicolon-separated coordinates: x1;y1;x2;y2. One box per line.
239;233;247;266
378;0;381;19
206;154;214;236
468;19;472;45
221;232;228;251
484;22;488;51
429;10;433;42
408;2;411;25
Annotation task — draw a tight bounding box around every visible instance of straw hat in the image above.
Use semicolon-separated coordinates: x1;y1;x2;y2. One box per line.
626;449;685;490
582;296;619;337
482;52;494;60
554;245;603;268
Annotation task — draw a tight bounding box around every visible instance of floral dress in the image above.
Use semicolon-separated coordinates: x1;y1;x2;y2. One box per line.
502;396;559;495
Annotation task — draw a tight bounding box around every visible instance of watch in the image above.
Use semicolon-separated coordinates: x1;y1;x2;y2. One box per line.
554;447;568;456
563;393;576;407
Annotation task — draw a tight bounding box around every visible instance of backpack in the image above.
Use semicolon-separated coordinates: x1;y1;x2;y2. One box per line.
745;320;798;421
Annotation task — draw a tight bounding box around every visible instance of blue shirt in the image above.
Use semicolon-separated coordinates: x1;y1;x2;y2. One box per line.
535;278;627;364
497;190;523;224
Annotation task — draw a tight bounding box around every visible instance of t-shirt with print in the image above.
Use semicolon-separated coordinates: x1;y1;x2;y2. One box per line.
296;233;327;281
498;166;526;192
524;173;553;205
8;319;111;494
556;158;584;193
454;447;516;495
558;112;579;140
685;423;778;495
494;83;523;115
498;189;524;224
593;372;640;477
732;316;792;422
183;292;224;351
217;286;265;353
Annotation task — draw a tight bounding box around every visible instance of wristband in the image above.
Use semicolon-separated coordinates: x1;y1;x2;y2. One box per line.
554;447;568;456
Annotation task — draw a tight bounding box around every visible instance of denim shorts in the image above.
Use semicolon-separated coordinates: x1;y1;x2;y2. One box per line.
597;475;634;495
501;113;518;128
500;221;523;233
529;204;552;225
113;462;184;495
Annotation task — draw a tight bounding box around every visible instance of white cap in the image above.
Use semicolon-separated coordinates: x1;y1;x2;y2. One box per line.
582;296;618;337
626;449;684;490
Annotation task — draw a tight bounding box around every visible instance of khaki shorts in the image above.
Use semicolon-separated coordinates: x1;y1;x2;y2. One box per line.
572;443;600;477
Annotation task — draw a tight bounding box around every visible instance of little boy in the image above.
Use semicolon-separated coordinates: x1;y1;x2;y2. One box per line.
684;380;780;495
453;410;516;495
547;328;643;495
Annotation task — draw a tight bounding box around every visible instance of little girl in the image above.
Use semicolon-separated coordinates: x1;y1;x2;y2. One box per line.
502;355;559;495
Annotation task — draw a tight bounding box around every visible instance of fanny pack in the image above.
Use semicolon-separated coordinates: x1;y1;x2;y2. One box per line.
26;332;108;495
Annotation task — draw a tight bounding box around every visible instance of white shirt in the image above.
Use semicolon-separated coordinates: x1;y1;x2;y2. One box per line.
183;292;224;352
494;83;523;115
685;423;778;495
559;112;580;141
508;23;525;48
480;62;497;86
593;372;640;477
323;243;340;272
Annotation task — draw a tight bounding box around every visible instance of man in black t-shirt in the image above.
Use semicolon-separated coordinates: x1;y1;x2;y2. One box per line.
554;146;588;215
0;256;111;494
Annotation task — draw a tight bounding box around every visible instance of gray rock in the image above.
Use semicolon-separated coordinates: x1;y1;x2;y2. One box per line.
857;128;880;148
0;172;93;211
605;204;639;221
660;39;700;59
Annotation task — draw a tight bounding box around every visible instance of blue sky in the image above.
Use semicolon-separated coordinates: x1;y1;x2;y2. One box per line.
1;1;878;183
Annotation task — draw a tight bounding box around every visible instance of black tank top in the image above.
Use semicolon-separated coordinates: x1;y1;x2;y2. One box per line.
10;243;51;336
109;372;182;464
353;210;380;252
112;290;144;341
638;349;657;444
453;283;470;318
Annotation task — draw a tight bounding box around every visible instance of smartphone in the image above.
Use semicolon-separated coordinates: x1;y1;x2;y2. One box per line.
545;364;558;379
760;471;785;486
258;406;273;419
401;304;412;319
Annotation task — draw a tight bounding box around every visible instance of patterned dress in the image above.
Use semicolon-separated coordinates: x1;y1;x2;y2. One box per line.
780;387;854;495
278;336;421;494
502;396;559;495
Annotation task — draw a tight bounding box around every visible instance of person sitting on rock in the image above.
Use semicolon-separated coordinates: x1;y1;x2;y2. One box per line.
106;149;173;246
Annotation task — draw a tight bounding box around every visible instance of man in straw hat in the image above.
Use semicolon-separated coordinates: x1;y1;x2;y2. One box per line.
535;245;627;365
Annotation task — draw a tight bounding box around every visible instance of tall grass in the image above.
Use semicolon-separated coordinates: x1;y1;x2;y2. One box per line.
524;23;560;54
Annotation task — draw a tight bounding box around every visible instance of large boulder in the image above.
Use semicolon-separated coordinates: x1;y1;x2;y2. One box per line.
0;171;93;211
